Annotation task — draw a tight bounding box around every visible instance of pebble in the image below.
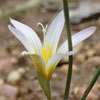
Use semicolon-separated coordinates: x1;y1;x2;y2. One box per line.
0;49;8;58
57;64;79;73
11;49;20;56
73;64;79;72
84;56;100;68
0;79;4;89
59;57;68;64
52;92;59;97
52;73;58;79
7;70;21;84
0;59;13;71
25;67;30;72
0;96;7;100
73;86;79;94
93;83;100;91
0;84;18;98
17;67;26;75
10;57;18;65
86;49;95;58
75;53;86;63
94;41;100;51
74;42;83;53
20;87;29;94
86;56;100;63
57;65;68;73
74;87;100;100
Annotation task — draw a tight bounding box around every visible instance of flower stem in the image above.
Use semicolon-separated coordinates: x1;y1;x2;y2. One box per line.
81;66;100;100
63;0;73;100
37;72;51;100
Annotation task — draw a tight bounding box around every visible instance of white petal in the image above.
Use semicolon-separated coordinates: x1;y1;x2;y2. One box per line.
8;25;36;53
30;54;46;74
10;18;42;54
46;51;74;79
58;26;96;53
21;51;46;73
45;10;65;55
21;51;34;55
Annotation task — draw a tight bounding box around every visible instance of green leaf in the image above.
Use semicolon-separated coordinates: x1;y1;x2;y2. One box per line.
37;71;51;100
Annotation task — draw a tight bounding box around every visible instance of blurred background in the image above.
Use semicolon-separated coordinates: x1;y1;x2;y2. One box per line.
0;0;100;100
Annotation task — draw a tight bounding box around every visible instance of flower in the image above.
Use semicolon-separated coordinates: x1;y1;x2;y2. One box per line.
8;10;96;80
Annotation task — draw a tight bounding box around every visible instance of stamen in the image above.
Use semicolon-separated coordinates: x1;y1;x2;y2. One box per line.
37;22;47;34
37;22;48;43
47;45;51;60
37;23;45;32
37;23;51;62
42;48;47;62
45;24;48;32
42;42;51;62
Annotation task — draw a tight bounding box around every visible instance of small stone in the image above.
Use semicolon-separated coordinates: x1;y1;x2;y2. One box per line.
57;64;79;73
73;64;79;72
75;53;86;63
94;41;100;51
11;50;20;56
0;49;8;58
87;56;100;63
7;70;21;84
40;8;47;13
0;84;18;98
52;92;59;97
93;83;100;91
0;59;13;71
74;42;83;53
25;67;30;72
20;87;29;94
59;57;68;64
0;79;4;89
17;67;25;75
52;73;57;78
0;96;7;100
84;56;100;68
10;57;18;64
73;86;79;94
57;65;68;73
75;87;100;100
86;49;95;58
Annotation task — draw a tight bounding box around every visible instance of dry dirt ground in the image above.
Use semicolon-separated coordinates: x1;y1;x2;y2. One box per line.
0;0;100;100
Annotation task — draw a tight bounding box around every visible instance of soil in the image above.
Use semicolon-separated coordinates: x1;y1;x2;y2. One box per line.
0;0;100;100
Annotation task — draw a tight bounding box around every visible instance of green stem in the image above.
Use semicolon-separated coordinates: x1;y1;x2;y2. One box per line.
63;0;73;100
81;66;100;100
37;72;51;100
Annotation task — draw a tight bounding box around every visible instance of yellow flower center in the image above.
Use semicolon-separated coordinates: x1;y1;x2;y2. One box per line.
42;43;51;62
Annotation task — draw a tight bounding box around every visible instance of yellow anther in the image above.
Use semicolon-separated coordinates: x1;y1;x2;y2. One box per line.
42;42;51;62
42;48;47;61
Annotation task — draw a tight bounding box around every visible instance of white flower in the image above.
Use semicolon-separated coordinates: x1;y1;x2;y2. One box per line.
8;10;96;80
